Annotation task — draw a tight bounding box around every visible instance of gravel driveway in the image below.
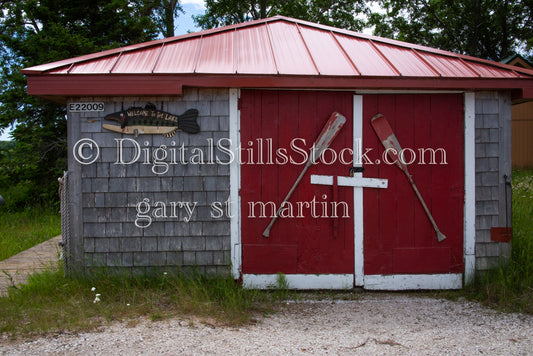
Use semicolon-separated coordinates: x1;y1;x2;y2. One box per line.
1;293;532;355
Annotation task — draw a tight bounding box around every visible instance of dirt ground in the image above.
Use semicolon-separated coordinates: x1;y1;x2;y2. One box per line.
1;293;532;355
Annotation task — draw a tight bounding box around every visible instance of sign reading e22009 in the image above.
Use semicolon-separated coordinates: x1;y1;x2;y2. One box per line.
68;102;105;112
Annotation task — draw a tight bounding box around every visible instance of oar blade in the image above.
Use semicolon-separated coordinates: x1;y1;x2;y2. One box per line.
370;114;407;172
311;112;346;164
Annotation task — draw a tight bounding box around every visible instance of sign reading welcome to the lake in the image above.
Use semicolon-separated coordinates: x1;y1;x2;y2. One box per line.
103;106;200;137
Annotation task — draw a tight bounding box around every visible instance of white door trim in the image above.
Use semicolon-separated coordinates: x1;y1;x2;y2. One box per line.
363;274;463;290
353;95;364;286
243;274;353;289
229;88;241;279
463;92;476;284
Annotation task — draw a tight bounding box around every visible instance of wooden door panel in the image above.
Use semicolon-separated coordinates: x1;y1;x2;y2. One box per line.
240;90;354;274
363;94;464;275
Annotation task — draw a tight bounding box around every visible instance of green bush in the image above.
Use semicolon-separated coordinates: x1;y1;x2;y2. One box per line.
0;139;63;212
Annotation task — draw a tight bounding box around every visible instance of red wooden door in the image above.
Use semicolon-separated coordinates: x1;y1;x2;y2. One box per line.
240;90;354;275
362;94;464;275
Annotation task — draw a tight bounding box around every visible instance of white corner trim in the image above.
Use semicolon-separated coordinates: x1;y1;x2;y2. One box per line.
364;274;463;290
353;95;364;286
464;255;475;285
229;88;241;279
243;274;353;289
464;92;476;284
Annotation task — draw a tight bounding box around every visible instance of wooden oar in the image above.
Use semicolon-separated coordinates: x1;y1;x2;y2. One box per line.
262;112;347;238
371;114;446;242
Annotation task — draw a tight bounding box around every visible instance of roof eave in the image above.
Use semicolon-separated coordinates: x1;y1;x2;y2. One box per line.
25;73;533;102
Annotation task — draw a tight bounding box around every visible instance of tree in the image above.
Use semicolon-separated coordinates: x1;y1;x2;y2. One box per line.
195;0;369;32
0;0;164;209
370;0;533;61
152;0;184;37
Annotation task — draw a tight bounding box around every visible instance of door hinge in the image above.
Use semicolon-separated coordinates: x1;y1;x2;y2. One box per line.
350;166;365;176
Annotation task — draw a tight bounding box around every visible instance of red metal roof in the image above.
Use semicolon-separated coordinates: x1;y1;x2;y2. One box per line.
22;16;533;100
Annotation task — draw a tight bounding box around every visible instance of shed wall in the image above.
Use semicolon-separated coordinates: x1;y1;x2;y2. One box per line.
475;91;512;270
64;88;514;280
66;88;231;275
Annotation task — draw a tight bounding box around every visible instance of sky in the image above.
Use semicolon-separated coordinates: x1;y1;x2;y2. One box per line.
0;130;11;141
176;0;206;35
0;0;207;141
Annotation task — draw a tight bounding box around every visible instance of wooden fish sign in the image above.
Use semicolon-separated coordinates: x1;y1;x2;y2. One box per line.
103;106;200;137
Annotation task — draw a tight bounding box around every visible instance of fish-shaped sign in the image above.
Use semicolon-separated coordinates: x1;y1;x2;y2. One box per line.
103;106;200;137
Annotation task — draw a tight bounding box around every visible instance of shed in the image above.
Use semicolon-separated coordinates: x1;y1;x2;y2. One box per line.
23;16;533;290
502;54;533;168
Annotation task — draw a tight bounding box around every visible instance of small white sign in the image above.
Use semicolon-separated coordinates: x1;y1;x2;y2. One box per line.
68;102;105;112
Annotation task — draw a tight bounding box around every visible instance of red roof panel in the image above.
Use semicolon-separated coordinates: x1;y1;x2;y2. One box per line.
236;25;277;74
154;38;200;73
418;52;478;77
112;47;161;73
267;21;317;75
196;32;235;74
47;66;70;74
468;61;520;78
298;26;358;76
334;35;398;76
68;54;119;74
374;43;438;77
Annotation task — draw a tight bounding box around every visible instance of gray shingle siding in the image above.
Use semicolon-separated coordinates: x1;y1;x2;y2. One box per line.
475;91;512;271
66;88;231;275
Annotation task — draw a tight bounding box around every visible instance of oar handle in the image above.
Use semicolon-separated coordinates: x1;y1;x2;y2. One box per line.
262;161;311;237
407;175;446;242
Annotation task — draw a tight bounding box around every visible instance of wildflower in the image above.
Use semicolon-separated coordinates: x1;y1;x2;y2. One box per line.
91;287;96;292
127;303;131;307
93;296;101;303
163;272;168;275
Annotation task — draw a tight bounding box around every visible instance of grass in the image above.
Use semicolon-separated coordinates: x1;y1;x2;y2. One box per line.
0;266;278;337
462;169;533;314
0;207;61;261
